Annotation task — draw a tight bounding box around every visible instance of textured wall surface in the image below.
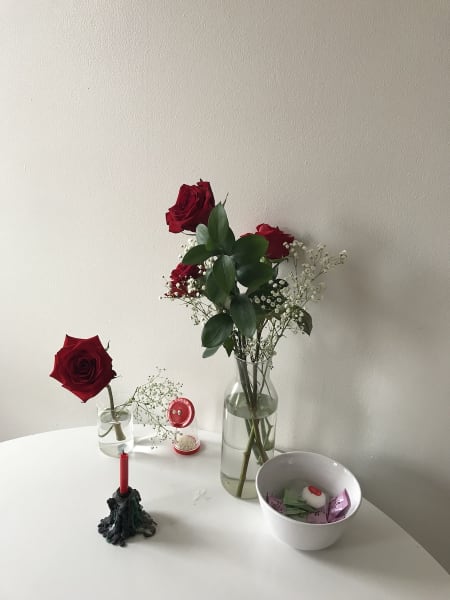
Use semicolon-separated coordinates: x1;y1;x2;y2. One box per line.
1;1;449;571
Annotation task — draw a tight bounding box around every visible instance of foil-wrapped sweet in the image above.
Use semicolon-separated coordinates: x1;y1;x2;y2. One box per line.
266;485;351;524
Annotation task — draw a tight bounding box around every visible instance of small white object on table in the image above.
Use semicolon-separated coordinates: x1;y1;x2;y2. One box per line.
0;427;448;600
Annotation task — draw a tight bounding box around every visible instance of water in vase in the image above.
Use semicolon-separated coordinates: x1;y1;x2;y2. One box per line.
97;407;134;458
220;392;277;499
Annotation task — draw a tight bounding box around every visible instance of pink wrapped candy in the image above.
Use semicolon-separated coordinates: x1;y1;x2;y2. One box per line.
327;489;351;523
307;510;328;524
266;494;285;514
306;489;351;523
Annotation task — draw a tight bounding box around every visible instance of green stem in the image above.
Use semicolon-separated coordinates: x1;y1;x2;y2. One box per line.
236;426;256;498
98;425;113;438
236;358;268;462
232;353;275;497
106;384;126;442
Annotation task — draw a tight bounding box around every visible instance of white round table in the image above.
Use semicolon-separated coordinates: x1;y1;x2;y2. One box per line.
1;427;448;599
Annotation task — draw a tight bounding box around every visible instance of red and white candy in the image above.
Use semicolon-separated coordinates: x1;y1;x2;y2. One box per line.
301;485;327;509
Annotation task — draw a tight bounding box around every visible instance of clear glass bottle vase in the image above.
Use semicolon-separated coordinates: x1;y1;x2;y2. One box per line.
220;356;278;499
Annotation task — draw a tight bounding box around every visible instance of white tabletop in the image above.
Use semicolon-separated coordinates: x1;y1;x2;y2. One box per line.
1;427;449;600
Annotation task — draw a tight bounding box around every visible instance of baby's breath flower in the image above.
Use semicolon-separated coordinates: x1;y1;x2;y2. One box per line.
124;368;183;448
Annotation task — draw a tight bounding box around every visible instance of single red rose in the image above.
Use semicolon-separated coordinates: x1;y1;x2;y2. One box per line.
165;180;215;233
255;224;294;259
50;335;116;402
167;263;201;297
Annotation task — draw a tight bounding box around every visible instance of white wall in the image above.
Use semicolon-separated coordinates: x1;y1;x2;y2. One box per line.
1;0;449;571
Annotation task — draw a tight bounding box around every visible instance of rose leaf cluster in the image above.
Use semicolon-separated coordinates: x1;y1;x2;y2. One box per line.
165;181;298;358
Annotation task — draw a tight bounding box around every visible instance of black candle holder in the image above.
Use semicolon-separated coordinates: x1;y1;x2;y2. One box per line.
98;486;157;547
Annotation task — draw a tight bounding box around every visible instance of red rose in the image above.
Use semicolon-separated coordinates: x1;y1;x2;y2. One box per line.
167;263;201;297
165;180;215;233
255;224;294;259
50;335;116;402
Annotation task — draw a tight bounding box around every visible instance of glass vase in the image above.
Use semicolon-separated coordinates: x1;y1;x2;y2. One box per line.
97;388;134;457
220;356;278;499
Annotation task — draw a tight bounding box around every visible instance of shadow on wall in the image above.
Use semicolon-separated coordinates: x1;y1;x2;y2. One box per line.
277;220;450;571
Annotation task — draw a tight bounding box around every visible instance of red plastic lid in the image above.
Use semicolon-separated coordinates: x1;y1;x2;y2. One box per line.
167;397;195;428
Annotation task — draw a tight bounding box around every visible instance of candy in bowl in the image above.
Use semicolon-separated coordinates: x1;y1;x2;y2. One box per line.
255;451;362;550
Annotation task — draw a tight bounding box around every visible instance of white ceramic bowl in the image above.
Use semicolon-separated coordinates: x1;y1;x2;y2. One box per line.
256;451;362;551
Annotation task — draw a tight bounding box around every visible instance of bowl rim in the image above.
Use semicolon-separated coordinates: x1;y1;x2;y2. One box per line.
255;450;362;528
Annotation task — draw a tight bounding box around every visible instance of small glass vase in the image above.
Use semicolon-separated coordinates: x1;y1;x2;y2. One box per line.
97;388;134;457
220;356;278;499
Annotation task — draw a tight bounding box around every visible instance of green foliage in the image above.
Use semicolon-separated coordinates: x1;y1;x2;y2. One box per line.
205;271;228;306
213;255;235;294
233;234;268;264
201;313;234;348
183;244;214;265
230;294;256;337
222;227;236;254
236;262;273;292
222;336;235;356
181;207;317;355
297;309;313;335
207;204;229;248
196;224;210;245
185;206;278;350
202;345;220;358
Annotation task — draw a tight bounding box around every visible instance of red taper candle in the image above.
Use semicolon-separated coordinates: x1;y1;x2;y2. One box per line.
119;452;129;495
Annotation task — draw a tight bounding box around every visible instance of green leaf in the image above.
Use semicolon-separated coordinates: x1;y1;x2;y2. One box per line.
196;224;210;246
222;227;236;254
298;309;313;336
213;255;236;294
206;227;235;254
230;294;256;338
201;313;234;348
205;271;228;306
202;345;220;358
236;262;273;292
182;244;213;265
233;235;268;265
208;204;229;246
253;302;269;325
223;336;235;356
205;237;218;252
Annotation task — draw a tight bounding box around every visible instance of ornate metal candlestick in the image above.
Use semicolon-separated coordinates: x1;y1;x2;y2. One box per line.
98;452;157;546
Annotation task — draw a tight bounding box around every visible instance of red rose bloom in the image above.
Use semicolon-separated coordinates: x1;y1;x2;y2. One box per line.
255;224;294;259
50;335;116;402
167;263;201;297
165;180;215;233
